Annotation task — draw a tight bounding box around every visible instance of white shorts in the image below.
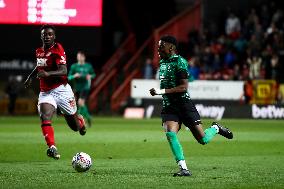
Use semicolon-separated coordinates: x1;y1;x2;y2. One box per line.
38;84;77;115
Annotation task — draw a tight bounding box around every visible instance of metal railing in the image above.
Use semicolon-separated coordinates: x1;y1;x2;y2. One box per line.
110;1;202;112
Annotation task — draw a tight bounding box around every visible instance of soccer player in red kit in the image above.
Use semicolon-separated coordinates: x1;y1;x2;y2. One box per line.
24;25;87;160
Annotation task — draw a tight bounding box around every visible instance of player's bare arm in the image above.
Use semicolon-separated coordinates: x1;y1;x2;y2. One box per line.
24;66;38;88
37;64;67;78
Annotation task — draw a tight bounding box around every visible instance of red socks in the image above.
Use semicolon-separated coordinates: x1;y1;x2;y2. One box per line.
77;114;85;129
41;120;55;147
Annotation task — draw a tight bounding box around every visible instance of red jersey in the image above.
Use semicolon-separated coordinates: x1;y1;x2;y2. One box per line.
36;43;68;92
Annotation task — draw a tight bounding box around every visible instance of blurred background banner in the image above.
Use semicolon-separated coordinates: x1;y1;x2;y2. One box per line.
251;80;278;104
142;99;284;119
0;0;102;26
131;79;243;100
0;59;35;79
0;98;37;114
130;79;284;119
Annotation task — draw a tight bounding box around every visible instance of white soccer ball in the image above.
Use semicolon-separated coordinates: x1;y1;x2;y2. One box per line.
72;152;92;172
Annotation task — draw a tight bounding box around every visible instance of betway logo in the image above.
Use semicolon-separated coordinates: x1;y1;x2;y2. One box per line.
195;104;225;120
252;104;284;118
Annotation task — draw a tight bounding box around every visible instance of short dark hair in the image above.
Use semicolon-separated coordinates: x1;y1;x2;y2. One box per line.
160;35;178;47
40;24;56;32
77;51;85;56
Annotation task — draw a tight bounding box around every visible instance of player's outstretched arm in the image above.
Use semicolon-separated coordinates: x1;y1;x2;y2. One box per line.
24;66;38;88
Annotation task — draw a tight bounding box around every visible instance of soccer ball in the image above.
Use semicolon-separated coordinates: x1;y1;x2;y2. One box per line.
72;152;92;172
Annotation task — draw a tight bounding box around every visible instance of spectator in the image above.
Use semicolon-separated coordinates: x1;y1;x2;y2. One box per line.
248;34;262;54
5;75;22;115
224;49;236;69
232;64;242;80
271;9;283;27
259;4;271;30
234;35;247;53
187;57;200;80
271;33;283;52
247;8;259;32
247;53;262;79
266;22;278;36
254;23;264;42
242;79;253;104
242;64;250;80
200;46;214;73
225;13;241;39
270;53;280;80
234;35;248;61
212;54;221;72
143;57;154;79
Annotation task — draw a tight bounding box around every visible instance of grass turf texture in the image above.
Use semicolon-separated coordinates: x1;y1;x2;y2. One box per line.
0;116;283;189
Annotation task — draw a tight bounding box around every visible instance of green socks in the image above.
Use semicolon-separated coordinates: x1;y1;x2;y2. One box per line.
165;127;218;170
78;105;91;120
166;126;218;161
200;127;218;144
166;132;185;161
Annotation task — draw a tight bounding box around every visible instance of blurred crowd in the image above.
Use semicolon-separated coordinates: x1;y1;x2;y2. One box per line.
185;2;284;82
143;2;284;83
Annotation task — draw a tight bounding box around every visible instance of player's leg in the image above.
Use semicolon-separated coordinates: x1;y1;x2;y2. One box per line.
189;123;216;144
182;101;233;145
189;122;233;144
64;114;86;135
54;84;86;135
78;98;92;127
77;90;92;127
162;114;192;177
38;101;60;160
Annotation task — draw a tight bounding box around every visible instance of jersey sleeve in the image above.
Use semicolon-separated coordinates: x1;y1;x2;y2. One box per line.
176;57;188;72
88;64;96;79
176;57;189;79
55;43;67;65
68;64;75;80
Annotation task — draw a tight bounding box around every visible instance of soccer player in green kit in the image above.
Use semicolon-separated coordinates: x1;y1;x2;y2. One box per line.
68;51;95;127
150;35;233;177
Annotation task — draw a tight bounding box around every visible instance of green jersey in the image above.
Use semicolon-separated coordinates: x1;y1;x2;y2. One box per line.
158;54;191;108
68;62;96;91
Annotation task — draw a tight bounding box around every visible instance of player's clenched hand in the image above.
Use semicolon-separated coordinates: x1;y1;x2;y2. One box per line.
37;70;50;78
74;73;81;78
149;88;158;96
150;88;166;96
86;74;91;80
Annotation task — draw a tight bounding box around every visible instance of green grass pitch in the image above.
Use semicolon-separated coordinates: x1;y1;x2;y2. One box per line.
0;116;283;189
